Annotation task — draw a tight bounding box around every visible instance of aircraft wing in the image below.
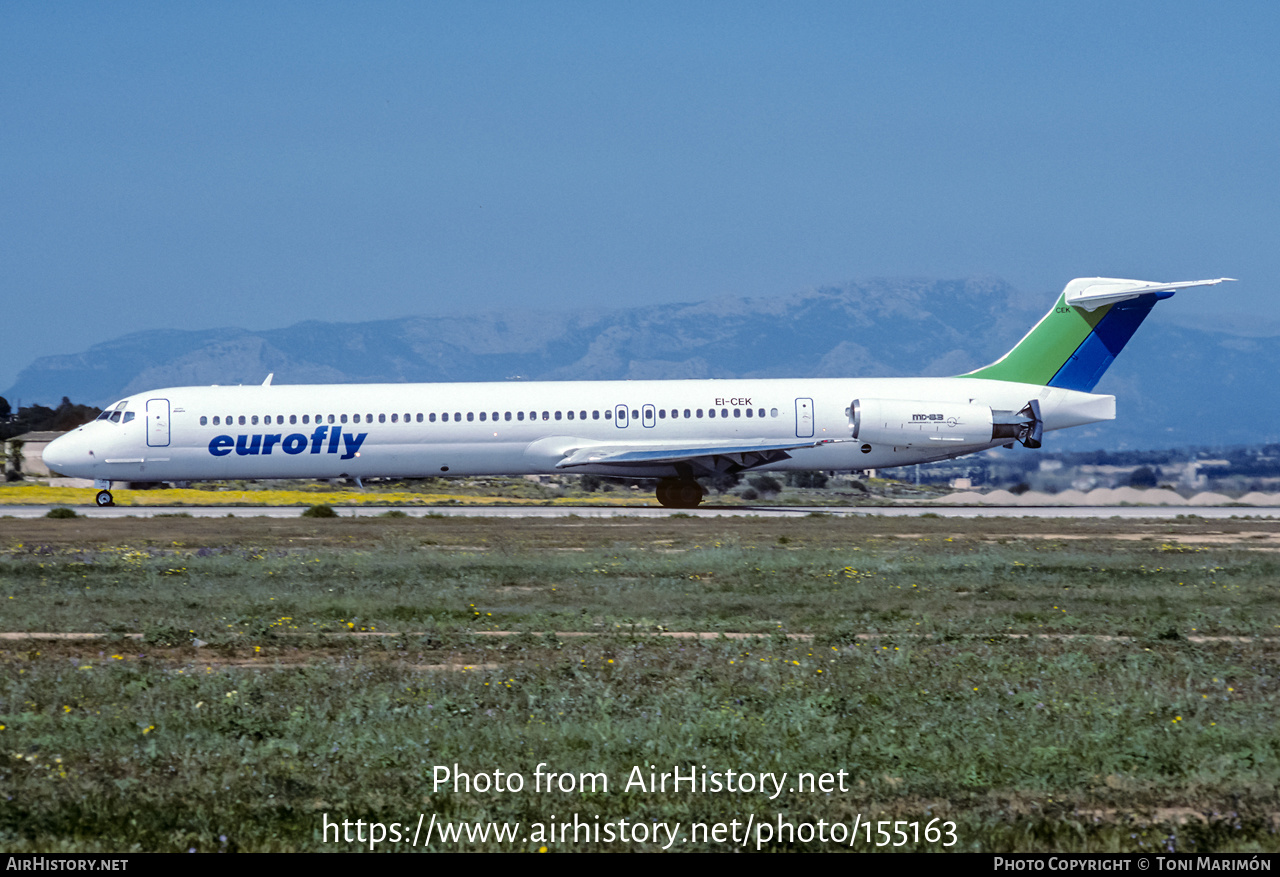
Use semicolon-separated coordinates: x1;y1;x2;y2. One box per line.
553;438;841;475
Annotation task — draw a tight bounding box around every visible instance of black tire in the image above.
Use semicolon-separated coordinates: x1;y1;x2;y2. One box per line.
95;490;114;507
675;482;704;508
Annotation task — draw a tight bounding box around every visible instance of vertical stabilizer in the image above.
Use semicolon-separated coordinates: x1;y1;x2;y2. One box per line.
964;277;1234;392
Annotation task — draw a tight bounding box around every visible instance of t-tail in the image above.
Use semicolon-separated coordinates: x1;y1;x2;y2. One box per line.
964;277;1235;392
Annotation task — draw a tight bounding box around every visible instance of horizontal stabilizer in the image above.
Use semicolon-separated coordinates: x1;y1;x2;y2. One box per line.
1063;277;1235;312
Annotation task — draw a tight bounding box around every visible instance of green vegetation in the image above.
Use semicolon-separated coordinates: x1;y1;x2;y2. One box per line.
1;515;1278;852
300;503;338;518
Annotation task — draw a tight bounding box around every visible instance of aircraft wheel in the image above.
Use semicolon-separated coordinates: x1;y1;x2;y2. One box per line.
676;482;705;508
655;481;672;507
95;490;114;507
656;479;703;509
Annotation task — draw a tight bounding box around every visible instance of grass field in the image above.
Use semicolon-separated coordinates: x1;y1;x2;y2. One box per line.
1;514;1278;852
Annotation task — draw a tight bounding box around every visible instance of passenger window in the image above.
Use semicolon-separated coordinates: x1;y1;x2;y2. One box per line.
340;414;348;424
431;413;438;422
746;408;753;417
580;411;586;420
201;416;208;426
734;408;741;418
504;412;511;421
467;412;474;422
592;411;599;420
289;415;297;425
327;415;335;424
632;410;639;420
566;411;574;420
555;411;562;421
696;409;703;418
239;415;247;425
417;414;423;422
604;410;611;420
302;415;309;425
517;411;525;421
492;412;498;421
684;409;691;418
480;412;487;421
391;414;397;423
542;411;549;421
770;408;779;417
455;412;461;422
659;409;666;419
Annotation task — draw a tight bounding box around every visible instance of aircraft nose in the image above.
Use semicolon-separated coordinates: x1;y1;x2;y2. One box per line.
43;431;85;476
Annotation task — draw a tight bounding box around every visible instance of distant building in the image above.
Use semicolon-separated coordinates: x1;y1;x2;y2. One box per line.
4;431;67;478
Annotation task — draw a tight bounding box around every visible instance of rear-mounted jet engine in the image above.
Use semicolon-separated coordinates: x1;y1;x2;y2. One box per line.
849;398;1042;449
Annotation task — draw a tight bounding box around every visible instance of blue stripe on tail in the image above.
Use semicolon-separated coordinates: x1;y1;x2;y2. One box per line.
1048;292;1172;392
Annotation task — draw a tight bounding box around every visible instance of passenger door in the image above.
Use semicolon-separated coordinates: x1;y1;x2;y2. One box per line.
146;398;171;447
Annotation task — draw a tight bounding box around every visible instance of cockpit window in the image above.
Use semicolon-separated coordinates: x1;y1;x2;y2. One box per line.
98;400;128;422
123;412;135;423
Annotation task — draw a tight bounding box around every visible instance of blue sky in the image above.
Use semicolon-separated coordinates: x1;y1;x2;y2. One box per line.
3;2;1276;395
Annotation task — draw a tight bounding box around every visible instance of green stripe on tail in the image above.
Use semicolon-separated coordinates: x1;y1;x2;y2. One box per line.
964;294;1112;385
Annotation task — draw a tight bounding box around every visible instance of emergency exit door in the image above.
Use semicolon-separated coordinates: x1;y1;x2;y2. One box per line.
795;398;814;438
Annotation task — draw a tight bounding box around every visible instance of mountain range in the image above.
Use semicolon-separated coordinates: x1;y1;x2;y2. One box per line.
7;277;1277;450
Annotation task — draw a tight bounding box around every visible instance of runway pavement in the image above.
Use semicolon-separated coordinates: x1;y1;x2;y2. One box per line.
4;505;1278;519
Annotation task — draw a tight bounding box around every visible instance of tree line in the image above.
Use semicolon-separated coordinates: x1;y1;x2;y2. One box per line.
0;396;102;442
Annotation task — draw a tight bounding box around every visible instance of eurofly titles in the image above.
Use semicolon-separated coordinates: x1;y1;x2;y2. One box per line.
208;425;367;460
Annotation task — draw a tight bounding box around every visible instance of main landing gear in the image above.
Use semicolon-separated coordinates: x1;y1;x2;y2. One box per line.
656;478;704;509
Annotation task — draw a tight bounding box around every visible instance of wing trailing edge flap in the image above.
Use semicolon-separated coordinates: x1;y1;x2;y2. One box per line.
554;439;841;475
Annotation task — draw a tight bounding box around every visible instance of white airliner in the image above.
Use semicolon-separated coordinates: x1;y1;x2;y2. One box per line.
43;276;1232;508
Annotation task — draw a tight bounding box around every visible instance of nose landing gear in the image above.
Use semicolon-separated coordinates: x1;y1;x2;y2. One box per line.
95;490;115;507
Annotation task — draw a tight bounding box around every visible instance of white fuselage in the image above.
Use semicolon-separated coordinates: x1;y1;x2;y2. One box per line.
42;377;1115;484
